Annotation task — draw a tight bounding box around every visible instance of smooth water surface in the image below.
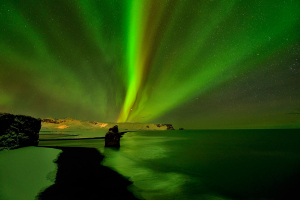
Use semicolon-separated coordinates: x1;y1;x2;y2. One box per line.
99;130;300;200
0;147;61;200
39;129;300;200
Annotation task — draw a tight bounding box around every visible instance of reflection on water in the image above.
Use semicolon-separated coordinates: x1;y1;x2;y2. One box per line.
102;144;190;199
0;147;61;200
39;129;300;199
99;130;300;200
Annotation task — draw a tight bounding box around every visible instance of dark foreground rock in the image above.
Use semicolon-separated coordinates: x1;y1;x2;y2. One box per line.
37;147;139;200
105;125;121;147
0;113;41;151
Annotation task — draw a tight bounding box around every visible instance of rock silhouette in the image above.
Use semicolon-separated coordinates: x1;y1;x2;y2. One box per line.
156;124;175;130
0;113;41;150
105;125;121;147
37;147;139;200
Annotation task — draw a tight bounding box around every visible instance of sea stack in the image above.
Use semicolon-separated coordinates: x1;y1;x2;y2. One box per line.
0;113;41;151
105;125;121;147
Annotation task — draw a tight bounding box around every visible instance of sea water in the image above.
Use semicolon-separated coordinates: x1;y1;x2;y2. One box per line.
34;129;300;199
98;129;300;200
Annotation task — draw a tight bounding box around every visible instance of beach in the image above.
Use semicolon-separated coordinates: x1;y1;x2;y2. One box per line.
1;129;300;200
0;137;139;200
0;147;61;200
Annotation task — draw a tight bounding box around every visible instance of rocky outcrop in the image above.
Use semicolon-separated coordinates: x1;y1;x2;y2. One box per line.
0;113;41;151
105;125;121;147
41;118;66;124
109;125;119;133
166;124;175;130
156;124;175;130
41;117;174;131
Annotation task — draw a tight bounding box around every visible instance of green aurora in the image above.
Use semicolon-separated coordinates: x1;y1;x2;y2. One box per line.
0;0;299;129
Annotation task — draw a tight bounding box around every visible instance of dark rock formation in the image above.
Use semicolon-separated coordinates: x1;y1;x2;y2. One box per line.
156;124;175;130
109;125;119;133
179;128;184;130
0;113;41;151
89;121;98;125
105;125;121;147
165;124;175;130
38;147;139;200
41;118;66;124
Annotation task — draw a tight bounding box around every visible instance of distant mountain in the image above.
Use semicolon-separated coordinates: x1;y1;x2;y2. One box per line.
41;118;175;131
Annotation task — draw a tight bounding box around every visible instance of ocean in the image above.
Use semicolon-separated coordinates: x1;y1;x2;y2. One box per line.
2;129;300;199
99;129;300;200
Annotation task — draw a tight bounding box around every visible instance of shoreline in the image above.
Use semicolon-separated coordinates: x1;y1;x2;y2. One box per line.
37;146;139;200
39;136;105;141
0;146;61;200
38;131;130;141
0;145;140;200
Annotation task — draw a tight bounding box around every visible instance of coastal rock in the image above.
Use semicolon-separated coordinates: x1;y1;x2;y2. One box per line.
105;125;120;147
41;118;66;124
166;124;175;130
109;125;119;133
156;124;175;130
41;117;174;131
0;113;41;151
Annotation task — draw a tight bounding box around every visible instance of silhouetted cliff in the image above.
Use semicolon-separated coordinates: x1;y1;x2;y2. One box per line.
0;113;41;150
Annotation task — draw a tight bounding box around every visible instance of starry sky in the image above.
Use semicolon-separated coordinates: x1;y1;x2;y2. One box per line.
0;0;299;129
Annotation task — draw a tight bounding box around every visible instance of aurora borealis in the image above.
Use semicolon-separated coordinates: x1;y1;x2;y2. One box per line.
0;0;299;129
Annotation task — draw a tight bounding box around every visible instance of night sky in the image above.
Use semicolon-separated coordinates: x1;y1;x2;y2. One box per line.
0;0;299;129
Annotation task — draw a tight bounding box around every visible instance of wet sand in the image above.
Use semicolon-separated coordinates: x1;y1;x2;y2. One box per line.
0;147;61;200
0;145;139;200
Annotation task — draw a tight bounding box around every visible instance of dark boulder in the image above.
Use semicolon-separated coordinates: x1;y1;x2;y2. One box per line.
105;125;120;147
0;113;41;151
179;128;184;130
